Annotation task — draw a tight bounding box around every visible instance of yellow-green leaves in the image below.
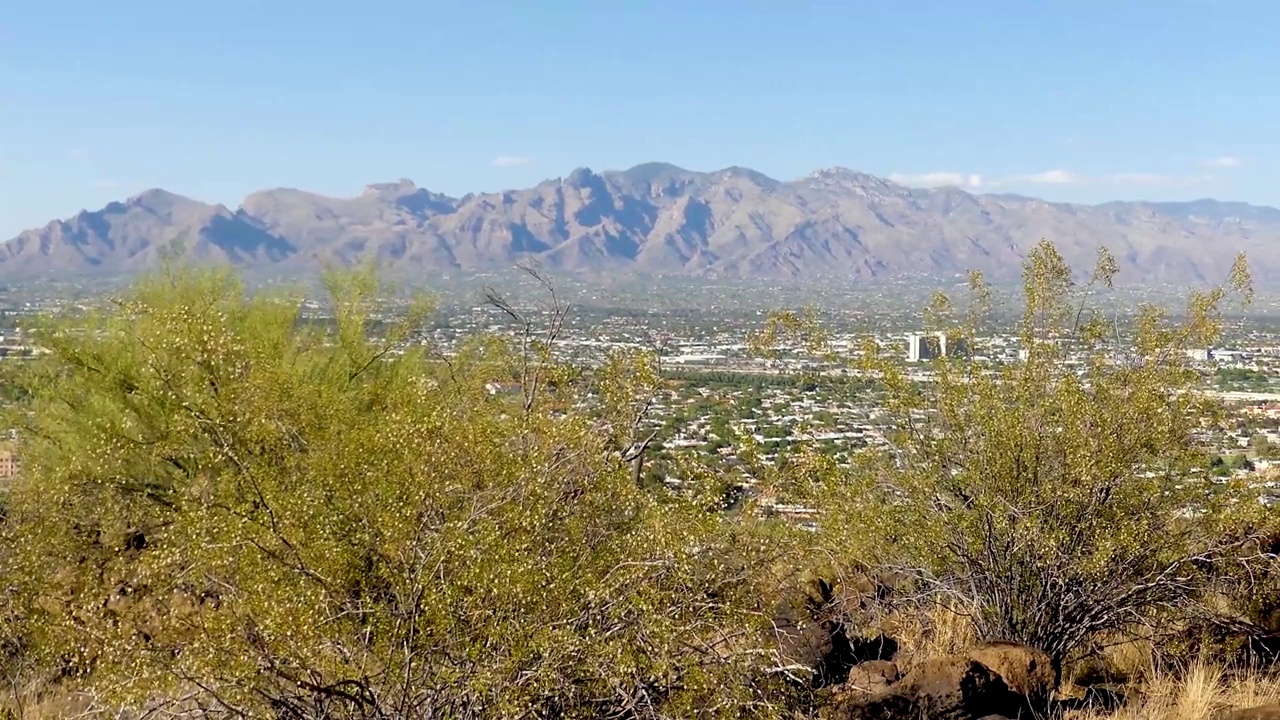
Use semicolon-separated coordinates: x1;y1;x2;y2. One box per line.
798;241;1258;663
0;267;791;719
747;307;829;360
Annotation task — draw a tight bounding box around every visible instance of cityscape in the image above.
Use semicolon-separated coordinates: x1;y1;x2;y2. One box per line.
5;282;1280;506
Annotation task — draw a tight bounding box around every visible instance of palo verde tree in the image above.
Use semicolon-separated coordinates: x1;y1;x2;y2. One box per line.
763;241;1260;671
0;266;795;719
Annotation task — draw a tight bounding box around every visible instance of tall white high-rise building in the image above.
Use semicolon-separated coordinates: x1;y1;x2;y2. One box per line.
906;332;945;362
906;332;969;361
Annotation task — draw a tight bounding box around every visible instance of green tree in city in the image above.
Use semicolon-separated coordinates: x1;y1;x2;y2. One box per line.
1252;432;1279;460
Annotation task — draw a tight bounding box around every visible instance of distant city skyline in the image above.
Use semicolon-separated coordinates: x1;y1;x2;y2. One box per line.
2;0;1277;238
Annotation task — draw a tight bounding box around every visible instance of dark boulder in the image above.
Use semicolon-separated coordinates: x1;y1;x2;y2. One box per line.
825;656;1022;720
772;578;898;688
842;660;900;695
967;641;1055;713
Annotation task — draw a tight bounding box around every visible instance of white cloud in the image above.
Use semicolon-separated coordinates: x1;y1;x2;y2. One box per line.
91;180;121;190
1106;172;1215;187
491;155;532;168
1016;169;1082;185
1106;172;1169;184
1202;155;1242;168
892;167;1211;191
888;172;983;188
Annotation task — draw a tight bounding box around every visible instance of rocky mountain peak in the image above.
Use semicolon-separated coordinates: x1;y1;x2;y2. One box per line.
564;167;606;190
126;188;203;211
362;179;419;200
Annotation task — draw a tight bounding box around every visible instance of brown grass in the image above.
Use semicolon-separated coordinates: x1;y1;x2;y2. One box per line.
878;601;975;673
880;605;1280;720
1066;662;1280;720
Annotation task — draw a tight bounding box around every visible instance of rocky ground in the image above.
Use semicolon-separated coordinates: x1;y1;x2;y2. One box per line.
772;576;1280;720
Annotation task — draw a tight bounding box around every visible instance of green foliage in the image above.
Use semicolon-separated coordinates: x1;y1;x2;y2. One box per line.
2;242;1266;715
0;267;796;718
764;242;1261;665
1217;367;1272;388
1252;433;1280;459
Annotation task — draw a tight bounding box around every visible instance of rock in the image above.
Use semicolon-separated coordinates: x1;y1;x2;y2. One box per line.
845;570;908;604
896;658;1018;720
772;578;899;688
1217;704;1280;720
824;690;914;720
851;633;900;664
843;660;900;695
825;656;1018;720
967;641;1055;711
771;578;858;687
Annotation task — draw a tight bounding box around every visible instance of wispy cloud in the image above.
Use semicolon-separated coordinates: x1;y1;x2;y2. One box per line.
1104;172;1215;187
1105;172;1169;184
1014;169;1083;185
91;180;121;191
1202;155;1242;168
894;167;1213;191
491;155;532;168
66;148;91;161
893;169;1077;189
998;170;1211;187
888;172;983;188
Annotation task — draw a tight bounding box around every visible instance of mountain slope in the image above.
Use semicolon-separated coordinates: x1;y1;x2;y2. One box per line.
1;189;295;279
5;165;1278;284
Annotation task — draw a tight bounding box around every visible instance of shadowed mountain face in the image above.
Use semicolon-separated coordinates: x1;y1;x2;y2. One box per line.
1;190;295;279
6;165;1280;284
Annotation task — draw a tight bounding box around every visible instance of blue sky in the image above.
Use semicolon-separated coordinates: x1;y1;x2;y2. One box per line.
2;0;1277;237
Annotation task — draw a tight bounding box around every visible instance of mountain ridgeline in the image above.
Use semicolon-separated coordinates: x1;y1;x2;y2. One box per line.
6;163;1279;285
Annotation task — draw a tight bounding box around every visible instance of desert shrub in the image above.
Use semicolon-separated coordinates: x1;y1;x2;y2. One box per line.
0;267;802;719
765;241;1261;671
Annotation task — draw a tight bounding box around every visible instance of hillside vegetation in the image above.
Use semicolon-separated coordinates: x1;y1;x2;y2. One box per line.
0;241;1277;719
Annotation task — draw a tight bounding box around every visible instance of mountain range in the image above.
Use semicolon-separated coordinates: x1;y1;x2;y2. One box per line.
5;163;1279;285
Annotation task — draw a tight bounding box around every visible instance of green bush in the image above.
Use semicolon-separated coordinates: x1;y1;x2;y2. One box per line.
0;268;800;718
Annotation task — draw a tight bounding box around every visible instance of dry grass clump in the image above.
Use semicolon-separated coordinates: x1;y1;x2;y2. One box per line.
1066;661;1280;720
878;601;975;673
876;603;1280;720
